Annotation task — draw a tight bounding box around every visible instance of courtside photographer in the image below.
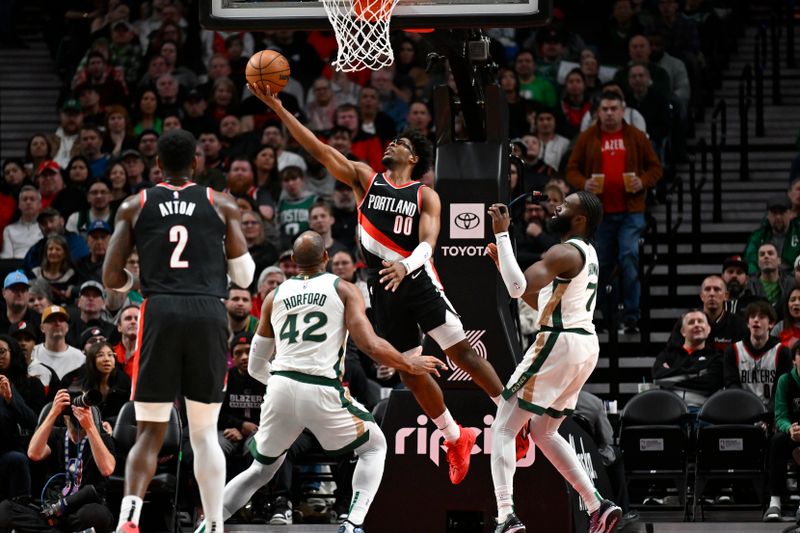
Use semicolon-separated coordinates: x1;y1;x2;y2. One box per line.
0;388;115;532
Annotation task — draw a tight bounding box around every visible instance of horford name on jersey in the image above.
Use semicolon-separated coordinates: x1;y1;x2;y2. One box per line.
283;292;328;310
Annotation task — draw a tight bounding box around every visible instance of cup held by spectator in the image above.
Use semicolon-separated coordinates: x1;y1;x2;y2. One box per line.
591;173;605;193
623;172;637;193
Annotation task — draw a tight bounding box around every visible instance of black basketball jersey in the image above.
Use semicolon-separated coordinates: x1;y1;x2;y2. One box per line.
134;182;227;298
357;172;424;271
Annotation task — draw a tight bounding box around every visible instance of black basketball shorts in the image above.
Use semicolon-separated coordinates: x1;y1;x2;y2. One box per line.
368;268;465;353
132;294;229;404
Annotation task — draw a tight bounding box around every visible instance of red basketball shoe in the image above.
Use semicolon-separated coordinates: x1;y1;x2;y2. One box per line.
444;425;478;484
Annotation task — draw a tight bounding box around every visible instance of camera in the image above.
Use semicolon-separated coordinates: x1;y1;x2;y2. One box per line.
71;389;102;408
41;486;100;522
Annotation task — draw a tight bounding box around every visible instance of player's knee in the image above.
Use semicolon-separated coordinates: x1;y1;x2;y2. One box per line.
530;417;559;441
359;425;387;458
446;342;480;367
134;422;168;450
186;399;222;434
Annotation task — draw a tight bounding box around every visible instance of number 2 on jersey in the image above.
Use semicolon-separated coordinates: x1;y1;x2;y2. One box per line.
279;311;328;344
169;225;189;268
393;215;413;236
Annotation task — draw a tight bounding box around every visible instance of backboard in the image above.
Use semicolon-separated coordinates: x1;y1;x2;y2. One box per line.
199;0;551;31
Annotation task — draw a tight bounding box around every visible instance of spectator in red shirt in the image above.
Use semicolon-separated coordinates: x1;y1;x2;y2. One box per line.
567;91;662;334
333;103;384;170
250;266;285;319
113;304;139;378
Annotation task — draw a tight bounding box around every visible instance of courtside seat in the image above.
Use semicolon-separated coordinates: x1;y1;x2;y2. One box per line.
620;389;691;519
107;401;183;532
693;388;768;521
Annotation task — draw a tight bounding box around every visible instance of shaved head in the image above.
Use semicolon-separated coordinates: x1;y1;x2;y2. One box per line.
292;231;327;268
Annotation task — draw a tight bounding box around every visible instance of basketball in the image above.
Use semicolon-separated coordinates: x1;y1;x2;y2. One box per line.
246;50;291;94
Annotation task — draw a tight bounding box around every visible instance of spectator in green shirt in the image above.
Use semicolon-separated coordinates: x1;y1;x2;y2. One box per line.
745;193;800;275
514;49;557;109
764;343;800;522
746;242;795;320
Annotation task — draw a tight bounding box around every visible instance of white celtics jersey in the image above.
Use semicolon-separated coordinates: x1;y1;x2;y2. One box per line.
536;238;599;332
270;272;348;380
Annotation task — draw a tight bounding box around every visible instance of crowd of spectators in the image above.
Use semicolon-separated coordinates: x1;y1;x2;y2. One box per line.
0;0;767;528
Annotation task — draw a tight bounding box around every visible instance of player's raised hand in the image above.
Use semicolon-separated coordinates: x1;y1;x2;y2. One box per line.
379;259;407;292
247;82;283;110
488;203;511;234
485;242;500;269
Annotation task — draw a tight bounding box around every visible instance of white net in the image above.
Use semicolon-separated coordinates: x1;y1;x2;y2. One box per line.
322;0;400;72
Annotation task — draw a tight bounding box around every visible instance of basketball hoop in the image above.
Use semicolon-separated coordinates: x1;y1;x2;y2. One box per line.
322;0;400;72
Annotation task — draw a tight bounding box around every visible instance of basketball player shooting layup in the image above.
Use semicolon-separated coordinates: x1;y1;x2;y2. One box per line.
194;231;446;533
485;193;621;533
103;129;256;533
248;83;531;482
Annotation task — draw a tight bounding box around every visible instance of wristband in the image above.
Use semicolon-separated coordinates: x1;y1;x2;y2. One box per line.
399;242;432;274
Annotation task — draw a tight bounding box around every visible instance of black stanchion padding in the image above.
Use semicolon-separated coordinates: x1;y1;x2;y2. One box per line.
419;141;520;388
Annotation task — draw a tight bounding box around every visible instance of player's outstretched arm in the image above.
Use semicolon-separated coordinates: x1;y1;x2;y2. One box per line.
102;195;140;292
521;245;583;296
247;83;373;194
338;280;445;376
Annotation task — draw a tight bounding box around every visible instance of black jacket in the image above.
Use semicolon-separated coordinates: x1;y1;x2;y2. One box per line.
59;365;131;423
0;382;38;454
652;344;723;396
668;310;748;353
218;368;266;431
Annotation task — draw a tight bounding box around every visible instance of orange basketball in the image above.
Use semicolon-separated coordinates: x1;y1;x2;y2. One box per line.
246;50;291;94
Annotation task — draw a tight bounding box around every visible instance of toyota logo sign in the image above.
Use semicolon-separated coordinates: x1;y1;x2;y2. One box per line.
454;212;480;230
449;203;484;239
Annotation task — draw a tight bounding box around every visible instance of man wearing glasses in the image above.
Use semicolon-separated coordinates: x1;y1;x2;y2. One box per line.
250;84;522;488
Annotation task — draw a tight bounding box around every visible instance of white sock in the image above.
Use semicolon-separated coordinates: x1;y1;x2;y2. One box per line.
771;495;782;508
490;395;501;406
433;409;461;443
495;486;514;522
117;495;143;528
